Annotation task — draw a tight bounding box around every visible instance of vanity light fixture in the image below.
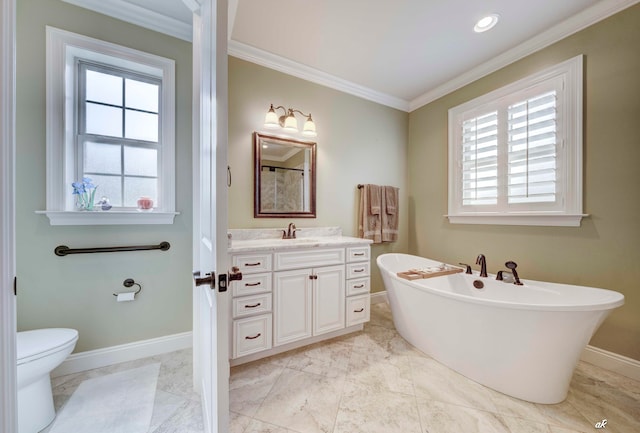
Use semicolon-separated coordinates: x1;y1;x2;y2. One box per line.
474;14;500;33
264;104;317;137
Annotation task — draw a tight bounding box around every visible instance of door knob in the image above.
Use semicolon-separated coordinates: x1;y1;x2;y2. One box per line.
193;271;215;288
229;266;243;281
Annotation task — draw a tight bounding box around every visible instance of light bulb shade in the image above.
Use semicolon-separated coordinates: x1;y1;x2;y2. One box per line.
264;107;279;128
302;116;316;136
283;113;298;131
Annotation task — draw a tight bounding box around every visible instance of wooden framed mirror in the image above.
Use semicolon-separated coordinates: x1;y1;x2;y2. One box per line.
254;132;316;218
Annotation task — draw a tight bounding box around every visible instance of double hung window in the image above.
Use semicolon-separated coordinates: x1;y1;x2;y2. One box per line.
43;27;176;225
78;62;161;208
448;56;584;226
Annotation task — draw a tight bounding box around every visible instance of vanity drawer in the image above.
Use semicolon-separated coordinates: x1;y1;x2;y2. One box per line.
233;293;272;318
232;272;272;297
346;294;370;326
346;278;370;296
233;314;272;358
347;246;370;262
347;262;370;279
274;248;345;271
233;253;272;274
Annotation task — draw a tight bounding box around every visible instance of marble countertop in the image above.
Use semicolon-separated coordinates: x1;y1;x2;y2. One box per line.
227;227;372;253
228;235;372;253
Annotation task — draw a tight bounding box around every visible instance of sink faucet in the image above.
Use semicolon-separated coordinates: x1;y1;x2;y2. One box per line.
476;254;488;277
282;222;297;239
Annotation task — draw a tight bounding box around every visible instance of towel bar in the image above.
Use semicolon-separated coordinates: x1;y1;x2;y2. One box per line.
54;241;171;256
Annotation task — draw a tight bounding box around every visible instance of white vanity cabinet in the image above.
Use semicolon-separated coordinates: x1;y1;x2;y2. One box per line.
346;246;371;325
273;248;345;346
228;230;371;365
230;252;273;359
273;263;345;346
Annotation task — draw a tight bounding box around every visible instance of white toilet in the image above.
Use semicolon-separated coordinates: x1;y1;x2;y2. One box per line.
17;328;78;433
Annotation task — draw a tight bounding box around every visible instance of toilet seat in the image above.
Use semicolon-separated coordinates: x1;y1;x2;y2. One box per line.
17;328;79;365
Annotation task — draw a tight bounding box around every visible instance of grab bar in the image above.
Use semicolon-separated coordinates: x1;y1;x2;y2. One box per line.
55;241;171;257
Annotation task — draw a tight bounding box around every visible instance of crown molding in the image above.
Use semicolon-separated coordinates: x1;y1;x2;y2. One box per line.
409;0;640;111
62;0;192;42
228;40;410;112
62;0;638;112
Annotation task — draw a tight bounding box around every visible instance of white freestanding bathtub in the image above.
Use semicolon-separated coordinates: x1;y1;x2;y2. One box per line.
377;253;625;404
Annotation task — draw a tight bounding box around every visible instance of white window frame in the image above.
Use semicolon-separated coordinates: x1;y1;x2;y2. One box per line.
447;55;586;227
38;27;178;225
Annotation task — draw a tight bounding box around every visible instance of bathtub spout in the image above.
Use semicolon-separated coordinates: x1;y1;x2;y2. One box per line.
459;263;472;274
476;254;488;277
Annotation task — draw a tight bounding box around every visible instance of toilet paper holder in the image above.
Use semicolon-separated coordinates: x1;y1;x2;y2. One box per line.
113;278;142;301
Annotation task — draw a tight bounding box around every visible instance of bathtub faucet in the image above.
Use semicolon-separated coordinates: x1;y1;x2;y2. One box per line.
505;261;523;285
476;254;488;277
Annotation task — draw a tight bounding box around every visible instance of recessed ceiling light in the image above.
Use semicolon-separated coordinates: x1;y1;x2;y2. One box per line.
474;14;500;33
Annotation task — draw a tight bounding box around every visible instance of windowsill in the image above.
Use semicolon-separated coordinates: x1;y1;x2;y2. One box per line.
36;210;179;226
445;213;589;227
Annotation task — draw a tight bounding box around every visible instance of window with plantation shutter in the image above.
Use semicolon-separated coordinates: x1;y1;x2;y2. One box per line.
507;91;557;205
448;56;586;227
461;111;498;206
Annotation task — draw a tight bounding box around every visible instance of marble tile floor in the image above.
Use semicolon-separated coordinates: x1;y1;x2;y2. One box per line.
230;302;640;433
44;302;639;433
45;348;203;433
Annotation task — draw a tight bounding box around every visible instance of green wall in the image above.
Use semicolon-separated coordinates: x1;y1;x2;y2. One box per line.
16;0;193;352
408;5;640;361
228;57;409;293
15;0;638;363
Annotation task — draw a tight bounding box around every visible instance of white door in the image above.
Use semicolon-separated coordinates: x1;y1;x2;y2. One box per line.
0;0;17;431
190;0;229;432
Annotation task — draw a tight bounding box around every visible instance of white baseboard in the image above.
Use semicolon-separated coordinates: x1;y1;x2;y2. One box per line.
52;331;192;378
371;290;640;381
370;291;388;304
581;345;640;381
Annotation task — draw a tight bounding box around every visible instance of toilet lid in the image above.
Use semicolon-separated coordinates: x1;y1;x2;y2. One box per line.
17;328;78;365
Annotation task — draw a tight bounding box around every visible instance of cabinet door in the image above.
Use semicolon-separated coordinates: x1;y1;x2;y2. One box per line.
313;265;345;336
274;269;312;346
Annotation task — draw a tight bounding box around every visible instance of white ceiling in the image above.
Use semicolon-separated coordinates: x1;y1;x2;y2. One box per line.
63;0;639;111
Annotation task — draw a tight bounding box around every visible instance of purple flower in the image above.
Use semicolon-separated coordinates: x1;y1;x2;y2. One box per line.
72;182;85;195
72;177;98;210
82;177;96;189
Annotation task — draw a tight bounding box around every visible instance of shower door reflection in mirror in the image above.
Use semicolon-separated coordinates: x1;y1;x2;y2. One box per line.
254;132;316;218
